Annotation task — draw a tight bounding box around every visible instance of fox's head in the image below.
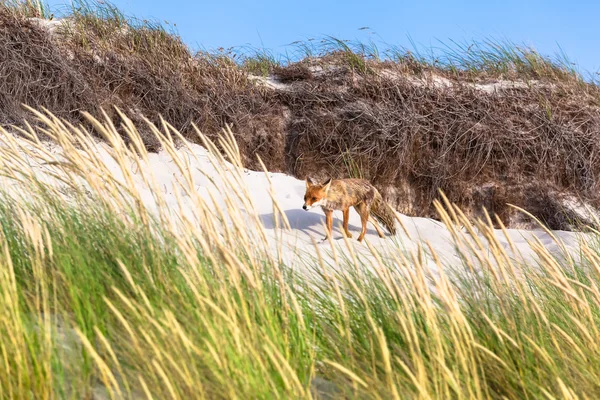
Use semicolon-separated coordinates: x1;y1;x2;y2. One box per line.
302;177;332;210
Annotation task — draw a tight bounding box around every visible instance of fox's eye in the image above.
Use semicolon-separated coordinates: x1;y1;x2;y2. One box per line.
312;197;317;201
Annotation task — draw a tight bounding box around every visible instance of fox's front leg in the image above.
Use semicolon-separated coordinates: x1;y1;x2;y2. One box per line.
342;208;352;238
323;209;333;240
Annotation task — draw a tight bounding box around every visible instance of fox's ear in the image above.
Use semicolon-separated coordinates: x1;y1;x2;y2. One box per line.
306;177;315;188
323;178;332;192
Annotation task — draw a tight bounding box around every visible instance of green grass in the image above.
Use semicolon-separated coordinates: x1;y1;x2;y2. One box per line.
0;189;314;399
4;190;600;399
0;109;599;398
1;0;50;18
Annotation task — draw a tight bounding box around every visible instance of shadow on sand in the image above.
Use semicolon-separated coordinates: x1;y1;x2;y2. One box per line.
259;209;385;239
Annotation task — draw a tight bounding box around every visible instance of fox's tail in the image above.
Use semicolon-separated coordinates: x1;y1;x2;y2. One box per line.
371;190;397;235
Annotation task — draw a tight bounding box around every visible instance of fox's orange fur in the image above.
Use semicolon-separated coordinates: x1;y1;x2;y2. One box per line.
302;177;397;242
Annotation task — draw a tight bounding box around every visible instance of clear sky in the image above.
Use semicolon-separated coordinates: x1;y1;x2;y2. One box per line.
45;0;599;77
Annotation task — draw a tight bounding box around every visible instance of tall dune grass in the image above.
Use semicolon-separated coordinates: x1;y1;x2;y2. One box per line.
0;109;599;399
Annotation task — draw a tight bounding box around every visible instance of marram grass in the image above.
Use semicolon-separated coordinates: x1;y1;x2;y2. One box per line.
0;108;598;399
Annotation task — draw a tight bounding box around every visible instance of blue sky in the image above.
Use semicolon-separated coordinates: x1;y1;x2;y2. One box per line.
45;0;599;76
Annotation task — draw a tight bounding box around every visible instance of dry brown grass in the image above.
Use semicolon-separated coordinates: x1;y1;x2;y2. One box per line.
280;58;600;227
2;0;600;230
0;1;286;164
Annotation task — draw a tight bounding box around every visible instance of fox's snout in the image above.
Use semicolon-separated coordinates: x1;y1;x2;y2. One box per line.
302;205;308;210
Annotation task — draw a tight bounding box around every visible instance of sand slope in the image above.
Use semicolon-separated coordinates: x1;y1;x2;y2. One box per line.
0;131;588;276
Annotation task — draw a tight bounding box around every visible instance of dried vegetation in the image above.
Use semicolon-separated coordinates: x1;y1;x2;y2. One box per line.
2;0;600;229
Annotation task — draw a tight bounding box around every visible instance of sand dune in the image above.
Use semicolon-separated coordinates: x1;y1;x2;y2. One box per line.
0;131;589;278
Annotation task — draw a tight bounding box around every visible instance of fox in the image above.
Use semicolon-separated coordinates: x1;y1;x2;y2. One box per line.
302;177;397;242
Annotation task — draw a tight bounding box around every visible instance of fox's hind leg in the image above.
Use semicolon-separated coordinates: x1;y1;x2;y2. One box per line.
354;203;368;242
342;208;352;238
369;216;385;238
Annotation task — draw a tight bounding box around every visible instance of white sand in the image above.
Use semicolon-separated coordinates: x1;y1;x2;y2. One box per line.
0;132;590;277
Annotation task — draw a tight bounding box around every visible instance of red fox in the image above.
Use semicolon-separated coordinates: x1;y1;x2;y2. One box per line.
302;177;397;242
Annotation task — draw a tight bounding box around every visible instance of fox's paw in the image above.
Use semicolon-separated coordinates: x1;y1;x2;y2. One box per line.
344;231;353;238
